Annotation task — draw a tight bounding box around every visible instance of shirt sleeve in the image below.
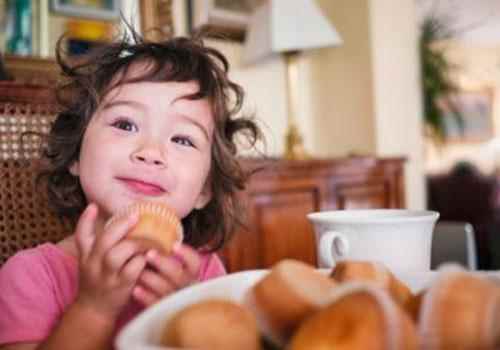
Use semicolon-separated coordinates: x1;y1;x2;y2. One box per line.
0;252;62;345
198;253;227;281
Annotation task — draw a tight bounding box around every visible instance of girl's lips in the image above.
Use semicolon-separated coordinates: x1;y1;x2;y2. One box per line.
118;178;165;196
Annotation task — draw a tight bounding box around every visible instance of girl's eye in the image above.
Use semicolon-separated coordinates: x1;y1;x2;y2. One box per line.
111;119;138;132
172;135;195;148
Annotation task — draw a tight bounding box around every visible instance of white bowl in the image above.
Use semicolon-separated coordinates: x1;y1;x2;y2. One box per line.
115;269;440;350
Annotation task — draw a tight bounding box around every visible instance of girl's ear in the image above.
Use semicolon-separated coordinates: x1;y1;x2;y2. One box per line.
69;161;80;176
194;182;212;210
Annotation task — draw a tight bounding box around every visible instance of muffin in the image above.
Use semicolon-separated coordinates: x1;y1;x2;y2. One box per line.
331;260;414;307
288;283;418;350
244;259;337;346
418;266;500;350
404;290;425;323
106;201;183;254
161;299;260;350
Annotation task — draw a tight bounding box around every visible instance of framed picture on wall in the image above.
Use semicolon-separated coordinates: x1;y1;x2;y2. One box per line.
441;89;494;142
188;0;254;41
50;0;121;21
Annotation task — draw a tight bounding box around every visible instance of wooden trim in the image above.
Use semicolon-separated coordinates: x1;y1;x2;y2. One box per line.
4;55;59;86
140;0;174;42
0;81;57;104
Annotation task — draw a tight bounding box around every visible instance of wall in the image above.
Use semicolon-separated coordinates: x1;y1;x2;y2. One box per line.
424;41;500;175
307;1;376;156
306;0;426;209
369;0;426;210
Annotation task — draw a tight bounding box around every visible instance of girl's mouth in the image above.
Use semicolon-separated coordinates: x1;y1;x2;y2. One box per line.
117;177;166;196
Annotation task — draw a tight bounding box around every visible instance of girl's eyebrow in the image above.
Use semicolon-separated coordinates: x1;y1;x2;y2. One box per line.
177;113;211;141
101;99;146;111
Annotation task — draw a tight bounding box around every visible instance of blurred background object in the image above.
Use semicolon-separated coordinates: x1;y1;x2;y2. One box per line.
427;161;500;269
431;221;478;270
188;0;252;41
65;19;113;56
50;0;120;21
0;51;12;80
5;0;33;56
140;0;173;42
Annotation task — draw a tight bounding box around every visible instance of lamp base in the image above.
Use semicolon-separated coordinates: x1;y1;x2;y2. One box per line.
284;123;309;160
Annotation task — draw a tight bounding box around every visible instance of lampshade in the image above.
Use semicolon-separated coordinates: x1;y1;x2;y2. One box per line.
243;0;343;64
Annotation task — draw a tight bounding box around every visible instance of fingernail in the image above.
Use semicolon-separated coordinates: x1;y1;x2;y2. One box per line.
147;249;158;260
172;243;182;254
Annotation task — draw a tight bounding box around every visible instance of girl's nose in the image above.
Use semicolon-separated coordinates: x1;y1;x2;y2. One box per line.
131;142;166;168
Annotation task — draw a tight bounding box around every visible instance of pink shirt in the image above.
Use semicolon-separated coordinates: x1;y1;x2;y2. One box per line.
0;243;226;346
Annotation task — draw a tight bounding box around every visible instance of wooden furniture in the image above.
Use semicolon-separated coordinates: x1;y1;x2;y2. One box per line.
4;55;59;85
222;157;406;272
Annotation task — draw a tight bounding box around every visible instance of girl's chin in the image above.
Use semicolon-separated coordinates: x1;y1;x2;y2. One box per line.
93;204;119;226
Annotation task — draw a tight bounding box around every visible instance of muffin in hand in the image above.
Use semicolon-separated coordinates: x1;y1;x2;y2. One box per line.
106;201;183;255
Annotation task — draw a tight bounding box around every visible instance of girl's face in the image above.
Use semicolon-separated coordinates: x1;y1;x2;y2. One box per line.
70;79;214;222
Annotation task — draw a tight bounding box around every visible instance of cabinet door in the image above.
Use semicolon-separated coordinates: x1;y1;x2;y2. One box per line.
223;185;321;272
333;172;404;209
335;181;388;209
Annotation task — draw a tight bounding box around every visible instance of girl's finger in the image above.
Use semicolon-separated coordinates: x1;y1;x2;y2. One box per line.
138;268;175;296
133;285;158;307
119;253;147;286
91;212;139;261
75;203;99;262
146;250;186;288
103;240;146;275
172;244;202;279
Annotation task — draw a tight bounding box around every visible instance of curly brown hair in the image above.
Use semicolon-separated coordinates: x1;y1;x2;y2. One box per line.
37;29;262;252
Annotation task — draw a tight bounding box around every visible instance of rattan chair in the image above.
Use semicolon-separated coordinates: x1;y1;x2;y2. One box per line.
0;81;71;266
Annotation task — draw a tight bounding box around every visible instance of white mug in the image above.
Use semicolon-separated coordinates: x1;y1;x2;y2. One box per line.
307;209;439;272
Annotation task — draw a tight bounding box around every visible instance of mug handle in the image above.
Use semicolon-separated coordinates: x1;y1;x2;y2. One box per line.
319;231;350;268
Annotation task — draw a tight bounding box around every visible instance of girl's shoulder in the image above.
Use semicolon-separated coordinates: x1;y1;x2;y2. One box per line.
0;243;79;344
2;242;77;272
0;243;78;296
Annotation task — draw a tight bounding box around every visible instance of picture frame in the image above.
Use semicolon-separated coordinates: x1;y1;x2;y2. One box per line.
440;89;494;143
50;0;121;21
188;0;253;41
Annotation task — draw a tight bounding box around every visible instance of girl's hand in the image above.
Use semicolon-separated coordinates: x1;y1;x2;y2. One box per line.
133;244;202;307
74;203;147;320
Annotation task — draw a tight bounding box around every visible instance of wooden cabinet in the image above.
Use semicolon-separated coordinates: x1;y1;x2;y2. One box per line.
222;157;406;272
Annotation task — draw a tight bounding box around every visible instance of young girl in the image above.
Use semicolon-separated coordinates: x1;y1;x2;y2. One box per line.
0;28;261;349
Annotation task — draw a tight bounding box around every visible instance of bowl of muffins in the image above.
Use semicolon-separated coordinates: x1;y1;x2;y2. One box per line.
115;253;500;350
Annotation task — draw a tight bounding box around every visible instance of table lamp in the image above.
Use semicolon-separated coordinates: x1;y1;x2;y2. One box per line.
243;0;342;160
